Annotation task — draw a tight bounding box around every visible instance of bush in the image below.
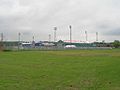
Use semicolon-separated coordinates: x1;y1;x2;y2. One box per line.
3;49;12;52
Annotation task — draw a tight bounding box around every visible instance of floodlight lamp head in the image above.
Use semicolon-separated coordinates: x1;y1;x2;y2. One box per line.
69;25;72;29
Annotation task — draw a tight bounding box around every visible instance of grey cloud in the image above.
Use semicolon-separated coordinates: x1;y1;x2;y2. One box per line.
0;0;120;42
104;28;120;36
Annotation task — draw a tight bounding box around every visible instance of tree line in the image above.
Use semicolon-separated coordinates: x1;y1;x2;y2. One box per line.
113;40;120;48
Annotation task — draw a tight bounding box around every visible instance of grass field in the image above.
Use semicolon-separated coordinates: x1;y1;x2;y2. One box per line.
0;49;120;90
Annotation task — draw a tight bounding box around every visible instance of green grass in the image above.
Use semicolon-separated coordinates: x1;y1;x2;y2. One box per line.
0;49;120;90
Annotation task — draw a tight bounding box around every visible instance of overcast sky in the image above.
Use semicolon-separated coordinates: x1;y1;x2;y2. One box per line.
0;0;120;42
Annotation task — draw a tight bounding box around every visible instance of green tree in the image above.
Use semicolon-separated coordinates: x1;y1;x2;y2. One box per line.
113;40;120;48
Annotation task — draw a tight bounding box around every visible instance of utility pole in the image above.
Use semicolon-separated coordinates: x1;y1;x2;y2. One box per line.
0;33;4;50
85;31;87;42
69;25;72;43
18;32;21;50
1;33;3;42
32;36;35;48
96;32;98;42
54;27;57;42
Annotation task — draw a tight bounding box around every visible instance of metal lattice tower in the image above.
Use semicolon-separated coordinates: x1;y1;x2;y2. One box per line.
49;34;51;42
